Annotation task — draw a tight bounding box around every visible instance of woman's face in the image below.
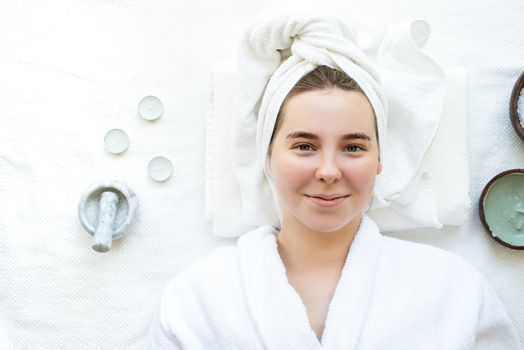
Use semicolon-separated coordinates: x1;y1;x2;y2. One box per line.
268;88;382;233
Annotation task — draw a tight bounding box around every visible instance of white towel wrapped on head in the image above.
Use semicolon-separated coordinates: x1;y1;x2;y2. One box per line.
205;1;470;237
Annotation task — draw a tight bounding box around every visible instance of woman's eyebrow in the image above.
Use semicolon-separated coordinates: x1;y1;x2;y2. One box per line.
285;131;371;142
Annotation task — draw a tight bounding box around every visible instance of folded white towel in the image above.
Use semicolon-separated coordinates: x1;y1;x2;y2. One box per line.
367;67;471;230
205;3;469;236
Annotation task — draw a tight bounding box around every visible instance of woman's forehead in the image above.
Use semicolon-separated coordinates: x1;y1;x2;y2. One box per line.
279;107;376;138
282;89;374;124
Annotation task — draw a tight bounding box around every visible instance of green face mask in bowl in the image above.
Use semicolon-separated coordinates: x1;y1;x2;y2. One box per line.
479;169;524;249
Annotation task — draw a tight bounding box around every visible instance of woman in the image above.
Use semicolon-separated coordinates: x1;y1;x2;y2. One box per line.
146;66;522;349
266;66;382;342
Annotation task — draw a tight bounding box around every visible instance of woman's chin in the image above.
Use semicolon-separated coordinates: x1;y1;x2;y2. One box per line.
301;219;350;234
300;213;362;234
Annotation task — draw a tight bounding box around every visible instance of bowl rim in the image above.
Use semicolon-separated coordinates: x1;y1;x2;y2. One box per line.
509;71;524;141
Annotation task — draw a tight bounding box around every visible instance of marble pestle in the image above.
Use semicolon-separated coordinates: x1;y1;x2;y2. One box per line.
92;191;120;252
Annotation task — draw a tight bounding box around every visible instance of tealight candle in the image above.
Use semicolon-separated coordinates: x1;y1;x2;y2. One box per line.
138;95;163;121
148;156;173;182
480;169;524;249
104;129;129;154
410;20;430;48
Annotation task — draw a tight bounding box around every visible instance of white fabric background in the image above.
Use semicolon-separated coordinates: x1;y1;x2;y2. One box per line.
0;0;523;349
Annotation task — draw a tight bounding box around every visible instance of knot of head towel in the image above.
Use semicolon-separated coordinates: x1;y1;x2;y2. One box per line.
231;0;446;229
247;11;368;73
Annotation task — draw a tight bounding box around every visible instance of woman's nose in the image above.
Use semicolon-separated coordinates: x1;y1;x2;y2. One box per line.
315;155;342;183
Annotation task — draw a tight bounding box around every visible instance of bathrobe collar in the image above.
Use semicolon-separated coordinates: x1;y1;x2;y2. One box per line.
237;214;381;349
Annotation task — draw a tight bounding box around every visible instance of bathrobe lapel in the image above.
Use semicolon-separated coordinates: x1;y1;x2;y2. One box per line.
237;215;381;350
320;215;380;349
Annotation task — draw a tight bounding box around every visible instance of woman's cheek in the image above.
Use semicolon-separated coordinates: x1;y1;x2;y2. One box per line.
280;156;311;184
344;158;379;190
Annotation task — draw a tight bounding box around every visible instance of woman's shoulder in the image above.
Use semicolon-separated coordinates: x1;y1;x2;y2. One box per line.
167;246;237;289
378;234;485;284
167;225;276;289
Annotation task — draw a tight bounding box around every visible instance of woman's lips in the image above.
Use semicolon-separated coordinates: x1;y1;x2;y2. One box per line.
306;195;349;207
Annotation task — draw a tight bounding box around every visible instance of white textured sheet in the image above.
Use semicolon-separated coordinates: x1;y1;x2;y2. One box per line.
0;0;523;349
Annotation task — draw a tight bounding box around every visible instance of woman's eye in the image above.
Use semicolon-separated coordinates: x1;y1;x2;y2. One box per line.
346;145;362;152
296;144;312;151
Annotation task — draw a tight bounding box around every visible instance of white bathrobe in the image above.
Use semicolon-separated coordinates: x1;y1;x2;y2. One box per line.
146;215;522;349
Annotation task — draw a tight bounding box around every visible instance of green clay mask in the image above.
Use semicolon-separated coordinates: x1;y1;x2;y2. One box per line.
483;172;524;247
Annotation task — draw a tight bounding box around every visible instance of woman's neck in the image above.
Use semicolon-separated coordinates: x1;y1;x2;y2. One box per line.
276;214;362;274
